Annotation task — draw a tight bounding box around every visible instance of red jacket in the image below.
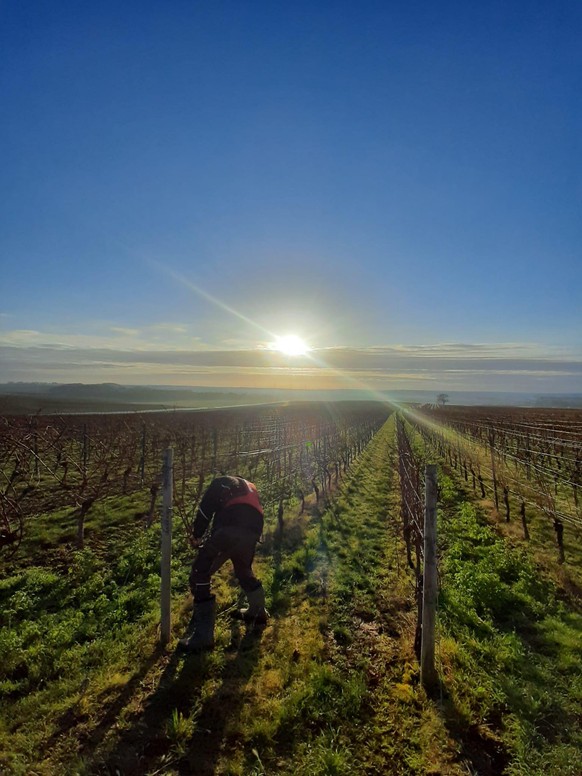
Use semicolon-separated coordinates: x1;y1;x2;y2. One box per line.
193;475;263;538
224;479;263;515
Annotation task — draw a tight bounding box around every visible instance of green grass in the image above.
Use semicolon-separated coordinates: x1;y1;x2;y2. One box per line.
2;416;581;775
436;475;582;775
0;530;165;773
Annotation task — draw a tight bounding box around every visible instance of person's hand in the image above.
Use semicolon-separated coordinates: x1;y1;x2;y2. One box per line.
190;536;203;548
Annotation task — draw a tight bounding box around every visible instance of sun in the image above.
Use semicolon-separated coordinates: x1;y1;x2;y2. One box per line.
271;334;310;356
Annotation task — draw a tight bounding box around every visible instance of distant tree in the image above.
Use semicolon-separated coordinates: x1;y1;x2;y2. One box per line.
436;393;449;408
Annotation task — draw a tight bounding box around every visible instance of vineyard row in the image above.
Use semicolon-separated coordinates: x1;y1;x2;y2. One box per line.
0;403;390;557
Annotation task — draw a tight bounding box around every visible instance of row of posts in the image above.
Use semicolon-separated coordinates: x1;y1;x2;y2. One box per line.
159;447;438;690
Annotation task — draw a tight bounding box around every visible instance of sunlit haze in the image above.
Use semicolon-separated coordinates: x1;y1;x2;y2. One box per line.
270;336;311;357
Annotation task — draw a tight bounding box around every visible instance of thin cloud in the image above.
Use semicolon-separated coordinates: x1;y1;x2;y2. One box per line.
1;330;43;344
147;322;190;334
323;343;582;360
110;327;141;336
0;326;211;352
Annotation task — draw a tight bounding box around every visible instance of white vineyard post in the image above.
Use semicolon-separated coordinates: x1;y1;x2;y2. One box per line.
161;447;173;647
421;464;438;690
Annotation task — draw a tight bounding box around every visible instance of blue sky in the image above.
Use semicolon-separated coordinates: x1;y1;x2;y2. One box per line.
1;1;581;392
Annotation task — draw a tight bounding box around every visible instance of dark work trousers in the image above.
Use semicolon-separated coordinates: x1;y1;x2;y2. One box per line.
189;525;261;602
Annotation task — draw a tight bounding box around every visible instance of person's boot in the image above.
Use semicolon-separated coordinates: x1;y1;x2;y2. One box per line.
178;597;216;652
233;585;269;625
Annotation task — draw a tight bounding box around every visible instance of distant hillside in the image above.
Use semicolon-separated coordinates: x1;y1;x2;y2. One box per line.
0;382;581;414
43;383;257;404
0;384;279;415
533;394;582;408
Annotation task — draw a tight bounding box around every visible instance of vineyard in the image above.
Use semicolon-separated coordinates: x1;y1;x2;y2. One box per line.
0;402;386;557
406;406;582;570
1;403;581;775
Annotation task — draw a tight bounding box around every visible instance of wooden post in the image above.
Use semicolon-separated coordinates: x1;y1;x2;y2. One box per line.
140;424;146;485
421;464;438;690
553;519;565;565
503;486;510;522
33;430;39;477
489;435;499;511
212;429;218;471
520;501;530;540
161;448;173;646
82;424;88;475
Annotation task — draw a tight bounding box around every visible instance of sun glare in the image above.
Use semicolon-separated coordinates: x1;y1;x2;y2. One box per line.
272;334;310;356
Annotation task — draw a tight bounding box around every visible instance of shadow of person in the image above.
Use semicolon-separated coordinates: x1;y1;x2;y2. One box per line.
175;622;265;776
88;647;208;774
91;617;265;776
50;643;167;761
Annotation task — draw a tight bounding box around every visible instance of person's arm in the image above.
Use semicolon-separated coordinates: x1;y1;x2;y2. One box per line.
192;507;211;541
192;478;226;539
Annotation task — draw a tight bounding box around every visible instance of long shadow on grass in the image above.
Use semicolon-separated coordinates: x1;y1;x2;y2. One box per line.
92;522;310;775
176;626;265;775
438;688;510;776
46;643;166;758
170;515;322;775
84;509;317;774
92;621;263;776
437;611;579;775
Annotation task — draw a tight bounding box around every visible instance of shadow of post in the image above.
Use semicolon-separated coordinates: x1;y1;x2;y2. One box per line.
435;682;509;776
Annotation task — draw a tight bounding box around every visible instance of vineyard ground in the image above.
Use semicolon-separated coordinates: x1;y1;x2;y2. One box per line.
429;427;582;596
1;417;581;774
83;418;474;775
424;440;582;774
480;487;582;600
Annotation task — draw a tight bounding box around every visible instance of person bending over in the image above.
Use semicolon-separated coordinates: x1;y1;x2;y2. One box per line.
179;475;268;652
